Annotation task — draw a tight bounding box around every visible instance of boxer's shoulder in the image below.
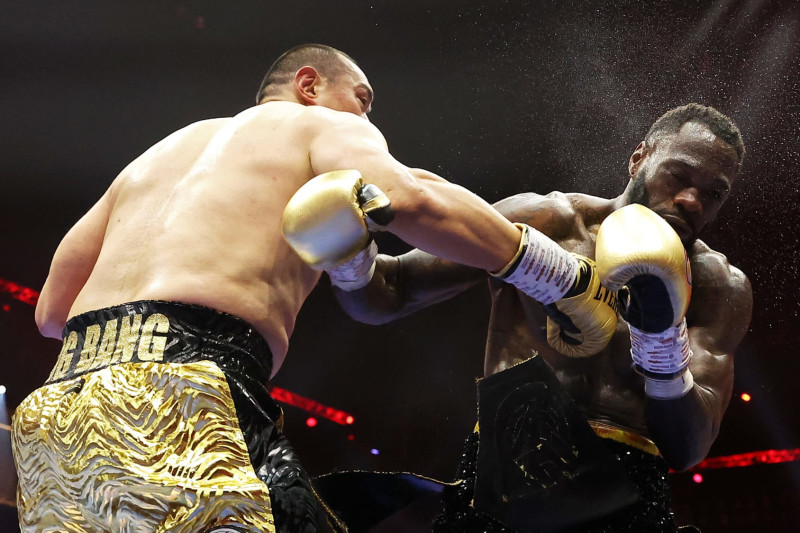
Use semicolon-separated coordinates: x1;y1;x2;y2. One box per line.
689;240;750;293
496;191;614;241
686;241;752;350
295;104;387;149
494;191;578;236
140;117;231;157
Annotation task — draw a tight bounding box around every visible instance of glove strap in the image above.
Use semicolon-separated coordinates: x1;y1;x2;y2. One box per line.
629;318;694;399
359;184;394;230
327;241;378;291
491;223;579;305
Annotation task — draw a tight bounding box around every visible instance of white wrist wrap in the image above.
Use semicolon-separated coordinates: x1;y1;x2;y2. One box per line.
629;318;694;399
492;223;579;305
327;241;378;291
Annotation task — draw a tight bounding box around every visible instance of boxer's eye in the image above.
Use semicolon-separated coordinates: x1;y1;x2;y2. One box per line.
667;170;686;189
709;188;726;201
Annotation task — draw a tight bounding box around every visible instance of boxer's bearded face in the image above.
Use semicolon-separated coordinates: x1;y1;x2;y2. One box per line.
629;123;739;247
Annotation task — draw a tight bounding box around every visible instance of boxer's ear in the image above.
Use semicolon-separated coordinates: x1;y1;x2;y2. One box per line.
295;66;322;104
628;141;647;179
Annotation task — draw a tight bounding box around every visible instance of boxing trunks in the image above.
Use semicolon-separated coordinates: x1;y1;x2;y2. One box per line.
11;300;346;533
433;355;696;533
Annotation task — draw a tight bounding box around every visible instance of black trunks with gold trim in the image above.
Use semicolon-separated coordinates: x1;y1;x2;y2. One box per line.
433;355;690;533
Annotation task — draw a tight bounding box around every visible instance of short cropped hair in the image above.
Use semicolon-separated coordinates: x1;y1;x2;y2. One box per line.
645;103;745;164
255;44;356;104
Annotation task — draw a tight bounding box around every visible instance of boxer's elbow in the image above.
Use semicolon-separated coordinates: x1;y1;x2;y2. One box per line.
333;288;406;325
37;317;65;340
659;440;708;472
647;388;719;472
661;445;708;472
655;420;716;472
35;300;65;339
344;308;400;326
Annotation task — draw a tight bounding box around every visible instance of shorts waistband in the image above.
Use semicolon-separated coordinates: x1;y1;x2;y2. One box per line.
46;300;273;384
589;420;661;456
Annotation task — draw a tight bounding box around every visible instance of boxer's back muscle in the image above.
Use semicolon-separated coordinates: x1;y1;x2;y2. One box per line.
69;102;326;371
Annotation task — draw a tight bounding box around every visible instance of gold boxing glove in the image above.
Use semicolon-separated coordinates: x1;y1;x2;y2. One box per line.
595;204;691;333
544;255;618;358
595;204;694;399
282;170;393;270
492;223;617;358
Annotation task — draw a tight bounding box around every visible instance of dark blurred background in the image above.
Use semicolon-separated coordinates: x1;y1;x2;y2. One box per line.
1;1;798;531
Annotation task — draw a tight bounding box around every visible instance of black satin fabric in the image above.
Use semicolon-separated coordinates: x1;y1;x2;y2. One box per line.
60;300;346;533
434;355;692;533
434;434;693;533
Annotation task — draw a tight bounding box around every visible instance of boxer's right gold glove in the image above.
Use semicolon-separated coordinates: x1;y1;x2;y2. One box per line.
596;204;694;399
282;170;393;271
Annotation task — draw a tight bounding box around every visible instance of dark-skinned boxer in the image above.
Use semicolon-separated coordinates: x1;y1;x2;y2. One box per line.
321;104;753;532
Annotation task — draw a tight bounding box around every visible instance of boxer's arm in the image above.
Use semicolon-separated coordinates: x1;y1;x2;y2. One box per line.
334;249;486;324
334;192;575;323
645;252;752;471
35;190;113;339
308;112;521;272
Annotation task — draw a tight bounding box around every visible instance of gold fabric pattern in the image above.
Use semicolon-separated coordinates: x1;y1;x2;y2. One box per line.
12;360;276;533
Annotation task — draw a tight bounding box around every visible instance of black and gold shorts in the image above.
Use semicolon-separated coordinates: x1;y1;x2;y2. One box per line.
434;355;685;533
12;301;345;533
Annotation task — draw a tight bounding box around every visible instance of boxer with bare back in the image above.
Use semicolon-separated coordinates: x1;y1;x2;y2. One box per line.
11;44;552;533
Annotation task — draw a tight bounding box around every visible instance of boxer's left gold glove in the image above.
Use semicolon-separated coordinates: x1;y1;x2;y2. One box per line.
544;254;619;358
282;170;393;270
493;223;617;358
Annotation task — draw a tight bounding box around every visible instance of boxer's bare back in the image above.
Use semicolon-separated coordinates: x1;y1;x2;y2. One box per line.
35;52;524;375
64;104;336;371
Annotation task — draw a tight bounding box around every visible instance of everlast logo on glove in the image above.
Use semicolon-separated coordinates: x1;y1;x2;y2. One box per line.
594;285;618;313
47;313;170;383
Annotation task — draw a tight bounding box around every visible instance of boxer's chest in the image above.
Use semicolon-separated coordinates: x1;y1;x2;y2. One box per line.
484;223;650;432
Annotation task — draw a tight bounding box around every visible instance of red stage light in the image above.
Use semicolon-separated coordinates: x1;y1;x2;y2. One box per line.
677;448;800;473
741;393;751;402
2;305;9;312
345;415;354;425
270;386;355;425
347;434;355;441
306;417;318;427
0;278;40;306
692;473;703;483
